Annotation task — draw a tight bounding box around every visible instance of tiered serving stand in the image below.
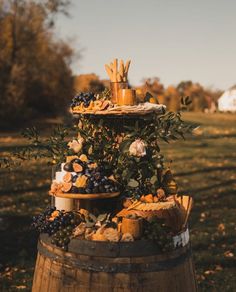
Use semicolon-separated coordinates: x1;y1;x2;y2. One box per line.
32;70;197;291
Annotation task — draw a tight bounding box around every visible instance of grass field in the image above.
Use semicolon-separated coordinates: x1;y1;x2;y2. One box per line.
0;112;236;291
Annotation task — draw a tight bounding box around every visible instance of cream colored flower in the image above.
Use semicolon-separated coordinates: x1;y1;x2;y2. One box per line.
67;137;84;153
129;139;146;157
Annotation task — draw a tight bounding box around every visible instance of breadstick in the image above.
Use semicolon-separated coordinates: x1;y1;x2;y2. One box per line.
124;60;131;75
127;200;141;210
117;73;122;82
112;58;118;82
110;62;114;81
123;60;131;81
105;64;113;81
119;59;125;82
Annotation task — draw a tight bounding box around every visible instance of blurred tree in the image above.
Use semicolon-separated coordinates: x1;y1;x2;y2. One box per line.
145;77;164;94
136;78;220;112
0;0;74;127
177;81;208;111
89;79;105;93
74;74;106;94
164;85;180;112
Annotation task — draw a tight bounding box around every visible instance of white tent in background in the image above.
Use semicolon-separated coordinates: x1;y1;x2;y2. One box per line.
218;87;236;112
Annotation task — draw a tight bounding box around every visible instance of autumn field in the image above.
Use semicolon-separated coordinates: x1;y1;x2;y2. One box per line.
0;112;236;291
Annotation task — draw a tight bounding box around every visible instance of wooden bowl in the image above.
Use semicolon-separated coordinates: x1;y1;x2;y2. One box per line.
121;217;143;239
117;89;136;106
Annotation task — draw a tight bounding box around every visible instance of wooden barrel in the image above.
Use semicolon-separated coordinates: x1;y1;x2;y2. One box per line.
32;234;197;292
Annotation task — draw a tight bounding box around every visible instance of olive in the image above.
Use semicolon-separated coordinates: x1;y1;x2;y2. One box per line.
74;218;81;225
68;213;74;219
85;188;92;194
58;240;63;246
63;163;73;172
77;187;86;194
66;231;71;236
66;226;73;231
63;237;70;245
85;171;91;177
98;185;105;193
51;239;56;245
93;186;99;193
61;245;68;251
87;181;94;189
58;231;64;237
72;175;78;183
70;186;79;193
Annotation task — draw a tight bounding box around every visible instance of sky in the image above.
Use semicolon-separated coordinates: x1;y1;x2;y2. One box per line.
56;0;236;90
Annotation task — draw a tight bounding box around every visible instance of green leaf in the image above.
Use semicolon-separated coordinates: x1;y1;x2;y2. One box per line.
89;213;97;222
185;96;192;105
161;137;169;143
128;179;139;188
97;213;108;222
150;175;158;184
119;139;131;152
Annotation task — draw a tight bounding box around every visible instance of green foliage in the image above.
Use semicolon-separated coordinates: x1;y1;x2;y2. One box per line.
84;213;110;228
0;125;75;169
143;219;173;251
2;96;196;197
70;104;195;195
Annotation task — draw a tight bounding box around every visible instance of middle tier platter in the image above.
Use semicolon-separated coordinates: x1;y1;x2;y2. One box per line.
49;191;120;200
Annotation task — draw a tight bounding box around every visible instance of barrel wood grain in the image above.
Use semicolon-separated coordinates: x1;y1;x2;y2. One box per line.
32;235;197;292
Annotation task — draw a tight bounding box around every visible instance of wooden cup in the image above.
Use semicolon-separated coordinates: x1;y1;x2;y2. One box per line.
117;89;136;106
121;217;143;239
110;82;128;104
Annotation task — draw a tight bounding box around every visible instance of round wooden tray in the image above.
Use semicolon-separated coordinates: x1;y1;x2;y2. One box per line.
71;103;166;117
49;191;120;199
72;110;160;116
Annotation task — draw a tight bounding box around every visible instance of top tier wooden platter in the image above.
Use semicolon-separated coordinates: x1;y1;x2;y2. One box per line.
71;103;166;117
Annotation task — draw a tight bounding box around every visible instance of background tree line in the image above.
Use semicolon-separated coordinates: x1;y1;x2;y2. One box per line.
74;75;223;113
0;0;74;128
0;0;223;130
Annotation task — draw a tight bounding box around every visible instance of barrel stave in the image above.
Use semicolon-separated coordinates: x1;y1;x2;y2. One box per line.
32;235;197;292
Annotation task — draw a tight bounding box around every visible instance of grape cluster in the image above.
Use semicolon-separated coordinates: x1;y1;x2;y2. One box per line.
50;212;81;250
85;167;119;194
32;208;82;250
32;206;57;234
51;226;73;251
71;92;96;108
143;220;172;251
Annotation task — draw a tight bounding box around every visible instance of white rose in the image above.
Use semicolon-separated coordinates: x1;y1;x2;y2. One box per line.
129;139;146;157
67;137;84;153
